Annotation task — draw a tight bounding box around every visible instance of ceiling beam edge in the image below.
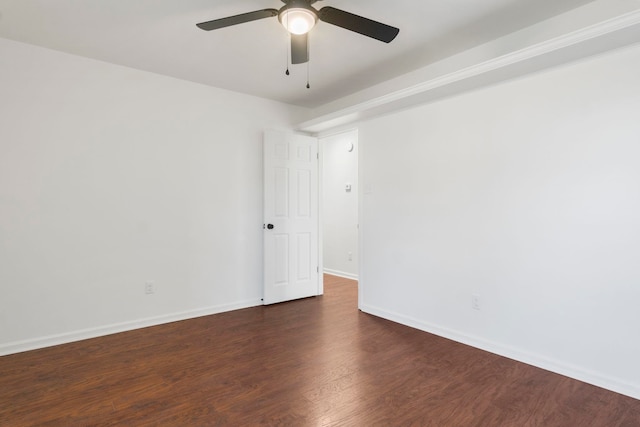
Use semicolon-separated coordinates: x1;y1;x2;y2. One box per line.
297;8;640;135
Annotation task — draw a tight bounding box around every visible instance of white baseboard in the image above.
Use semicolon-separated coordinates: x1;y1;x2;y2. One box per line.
360;303;640;401
0;299;262;356
324;268;359;281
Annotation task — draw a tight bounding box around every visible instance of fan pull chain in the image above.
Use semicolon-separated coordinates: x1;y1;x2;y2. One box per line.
306;35;310;89
285;39;290;76
285;14;290;76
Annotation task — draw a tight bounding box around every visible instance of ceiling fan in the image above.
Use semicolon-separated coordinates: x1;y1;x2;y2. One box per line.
196;0;400;66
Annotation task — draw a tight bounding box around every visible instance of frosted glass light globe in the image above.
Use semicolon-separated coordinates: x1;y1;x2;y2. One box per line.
280;8;317;35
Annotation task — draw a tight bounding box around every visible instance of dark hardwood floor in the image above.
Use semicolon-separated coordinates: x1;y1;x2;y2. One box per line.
1;274;639;426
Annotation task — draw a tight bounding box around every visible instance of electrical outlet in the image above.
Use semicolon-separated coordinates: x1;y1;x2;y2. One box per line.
348;251;353;261
145;281;155;295
472;294;480;310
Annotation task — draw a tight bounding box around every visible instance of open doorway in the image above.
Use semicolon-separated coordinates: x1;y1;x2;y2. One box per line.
320;129;359;281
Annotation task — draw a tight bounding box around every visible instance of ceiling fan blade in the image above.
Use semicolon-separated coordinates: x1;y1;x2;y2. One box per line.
291;33;309;64
196;9;278;31
318;6;399;43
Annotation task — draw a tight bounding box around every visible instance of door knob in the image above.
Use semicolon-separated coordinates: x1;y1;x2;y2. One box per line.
267;224;274;230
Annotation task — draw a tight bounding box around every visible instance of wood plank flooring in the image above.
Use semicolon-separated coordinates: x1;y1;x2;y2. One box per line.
1;274;639;426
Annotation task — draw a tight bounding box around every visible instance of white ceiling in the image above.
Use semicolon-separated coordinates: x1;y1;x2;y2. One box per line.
0;0;597;108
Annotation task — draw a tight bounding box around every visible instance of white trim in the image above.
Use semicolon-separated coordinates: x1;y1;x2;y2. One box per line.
357;129;365;311
323;269;358;281
0;299;262;356
298;9;640;134
317;134;325;296
360;303;640;401
315;125;361;139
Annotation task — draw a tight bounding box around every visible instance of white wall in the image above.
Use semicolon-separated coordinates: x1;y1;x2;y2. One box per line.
0;38;306;354
359;44;640;399
321;130;358;279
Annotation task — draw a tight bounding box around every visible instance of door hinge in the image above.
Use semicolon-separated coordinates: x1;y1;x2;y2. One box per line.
317;266;319;273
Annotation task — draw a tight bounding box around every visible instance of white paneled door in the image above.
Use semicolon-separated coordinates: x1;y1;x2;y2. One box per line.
263;130;320;304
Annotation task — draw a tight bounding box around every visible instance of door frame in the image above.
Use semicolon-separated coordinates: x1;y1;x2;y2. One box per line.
262;126;361;304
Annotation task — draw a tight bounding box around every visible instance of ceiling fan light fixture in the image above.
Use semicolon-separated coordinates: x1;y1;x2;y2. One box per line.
280;8;317;35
